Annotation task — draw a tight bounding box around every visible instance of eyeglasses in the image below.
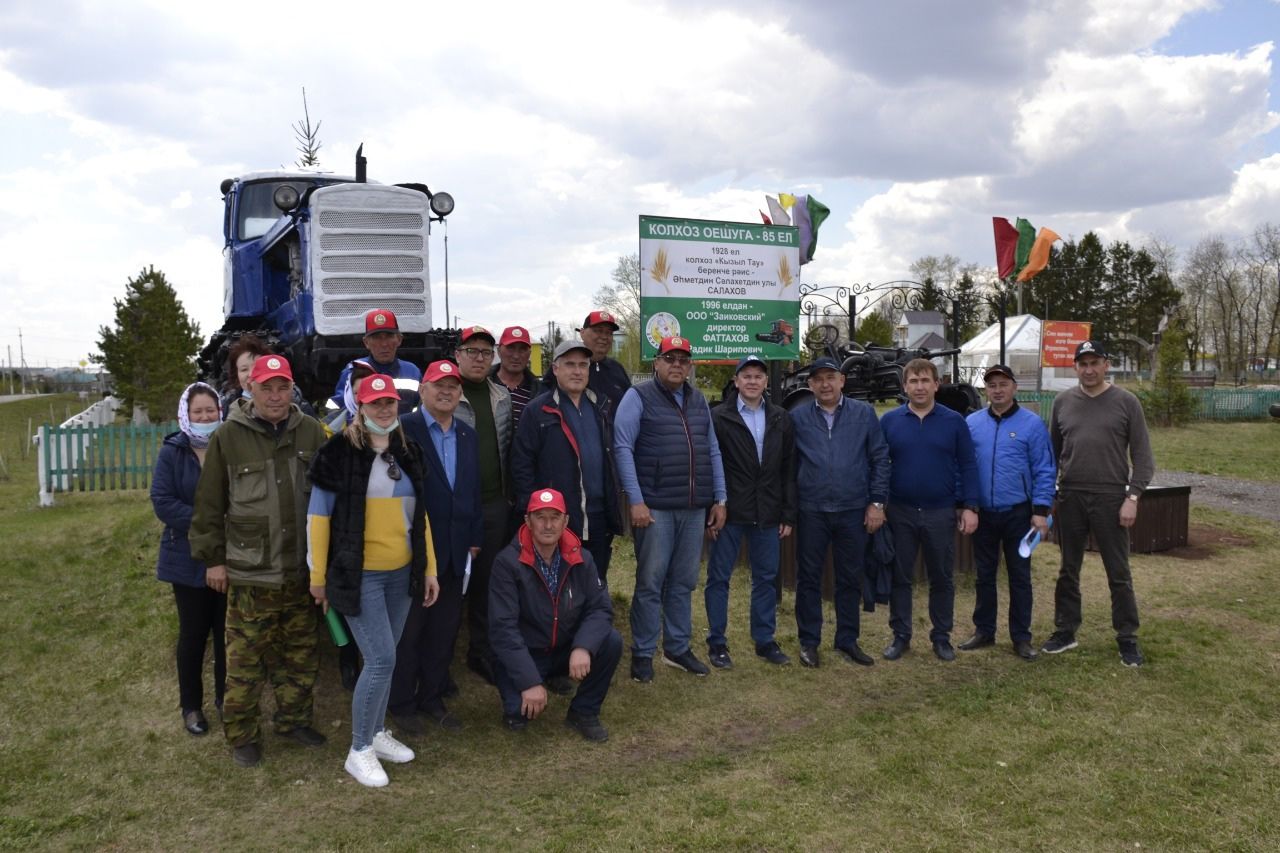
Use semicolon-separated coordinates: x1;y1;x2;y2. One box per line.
380;451;402;481
458;347;494;360
658;354;692;365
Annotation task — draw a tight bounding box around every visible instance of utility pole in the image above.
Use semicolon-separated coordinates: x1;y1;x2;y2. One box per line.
6;345;12;395
18;328;27;395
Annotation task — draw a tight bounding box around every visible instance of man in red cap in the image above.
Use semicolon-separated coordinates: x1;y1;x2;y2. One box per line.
490;325;542;426
546;310;632;416
488;488;621;741
453;325;514;684
191;354;329;768
328;309;423;415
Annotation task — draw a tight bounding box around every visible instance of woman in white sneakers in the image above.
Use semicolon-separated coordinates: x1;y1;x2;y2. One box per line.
307;375;440;787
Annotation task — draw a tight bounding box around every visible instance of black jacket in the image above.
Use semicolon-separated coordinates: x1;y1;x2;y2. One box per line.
402;409;485;576
511;387;622;542
711;398;798;527
307;430;429;616
488;526;613;692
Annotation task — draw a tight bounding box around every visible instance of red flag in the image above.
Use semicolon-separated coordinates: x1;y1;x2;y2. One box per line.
759;210;772;225
993;217;1019;279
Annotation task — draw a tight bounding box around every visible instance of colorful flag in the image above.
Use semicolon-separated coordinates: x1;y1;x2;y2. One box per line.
778;192;797;210
993;217;1020;279
796;194;829;264
1016;227;1061;282
759;210;772;225
766;196;790;226
1015;218;1036;274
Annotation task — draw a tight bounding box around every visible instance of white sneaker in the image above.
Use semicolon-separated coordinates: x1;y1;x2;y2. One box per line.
372;729;415;764
345;746;389;787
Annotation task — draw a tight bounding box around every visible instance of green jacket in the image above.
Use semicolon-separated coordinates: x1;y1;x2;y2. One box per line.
190;399;326;587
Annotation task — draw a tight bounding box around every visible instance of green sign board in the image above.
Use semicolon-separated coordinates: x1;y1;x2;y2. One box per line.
638;215;802;360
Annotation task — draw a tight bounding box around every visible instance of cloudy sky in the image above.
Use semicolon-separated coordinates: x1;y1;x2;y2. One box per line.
1;0;1277;368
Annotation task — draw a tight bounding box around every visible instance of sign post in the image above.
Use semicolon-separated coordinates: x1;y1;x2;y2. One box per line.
1039;320;1092;395
639;215;801;361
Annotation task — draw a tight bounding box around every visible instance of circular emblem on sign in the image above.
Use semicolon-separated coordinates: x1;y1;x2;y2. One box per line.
372;378;387;391
512;329;523;338
539;491;553;503
267;357;281;369
440;363;453;372
374;313;387;326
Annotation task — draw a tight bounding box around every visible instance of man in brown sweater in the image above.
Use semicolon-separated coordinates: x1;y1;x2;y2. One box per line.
1043;340;1155;667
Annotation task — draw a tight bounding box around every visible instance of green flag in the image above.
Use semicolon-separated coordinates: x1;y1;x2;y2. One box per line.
1015;218;1036;277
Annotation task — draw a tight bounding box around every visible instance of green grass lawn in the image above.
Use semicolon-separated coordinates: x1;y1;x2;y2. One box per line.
1148;421;1280;480
2;398;1279;850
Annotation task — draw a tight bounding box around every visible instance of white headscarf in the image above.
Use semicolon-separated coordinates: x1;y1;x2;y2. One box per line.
178;381;222;448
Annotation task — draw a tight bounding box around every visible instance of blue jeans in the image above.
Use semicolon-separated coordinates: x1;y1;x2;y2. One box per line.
494;629;623;717
705;523;781;648
795;509;868;648
630;508;706;658
972;504;1034;643
344;565;412;750
887;506;956;644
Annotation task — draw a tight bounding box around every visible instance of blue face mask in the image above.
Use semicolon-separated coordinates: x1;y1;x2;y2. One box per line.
363;415;400;436
189;421;220;438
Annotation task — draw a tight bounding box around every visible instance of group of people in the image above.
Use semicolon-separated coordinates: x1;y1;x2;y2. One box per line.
150;305;1155;788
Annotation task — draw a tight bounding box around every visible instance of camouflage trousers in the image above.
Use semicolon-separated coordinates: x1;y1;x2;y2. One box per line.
223;574;318;747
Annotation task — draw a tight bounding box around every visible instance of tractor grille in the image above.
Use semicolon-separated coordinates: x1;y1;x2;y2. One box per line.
319;255;424;273
318;210;423;230
320;298;428;318
319;277;426;295
320;233;423;251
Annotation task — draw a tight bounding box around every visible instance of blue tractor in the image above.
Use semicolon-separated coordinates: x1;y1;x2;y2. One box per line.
198;146;458;402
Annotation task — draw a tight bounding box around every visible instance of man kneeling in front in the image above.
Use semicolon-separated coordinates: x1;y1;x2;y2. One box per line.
489;489;623;741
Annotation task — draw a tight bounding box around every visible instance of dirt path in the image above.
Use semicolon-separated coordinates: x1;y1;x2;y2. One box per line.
1154;470;1280;522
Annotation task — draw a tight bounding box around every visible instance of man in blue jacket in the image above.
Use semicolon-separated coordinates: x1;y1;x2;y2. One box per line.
962;365;1055;661
614;335;727;683
879;358;980;662
388;359;484;734
511;339;622;583
489;488;622;741
329;309;423;414
790;357;891;669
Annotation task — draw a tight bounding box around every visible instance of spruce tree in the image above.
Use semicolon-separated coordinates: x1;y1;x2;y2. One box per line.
93;266;203;421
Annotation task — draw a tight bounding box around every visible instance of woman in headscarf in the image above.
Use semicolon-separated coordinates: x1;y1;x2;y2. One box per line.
308;375;439;787
150;381;226;735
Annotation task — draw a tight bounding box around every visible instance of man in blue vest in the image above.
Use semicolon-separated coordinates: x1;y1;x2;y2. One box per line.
329;309;423;414
962;364;1056;661
613;335;727;682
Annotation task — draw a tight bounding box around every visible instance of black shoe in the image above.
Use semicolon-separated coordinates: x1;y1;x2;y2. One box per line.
183;710;209;736
1014;640;1039;661
422;705;464;731
1119;639;1145;668
339;658;360;692
280;726;326;747
1041;632;1078;654
545;675;576;696
502;713;528;732
882;638;909;660
631;656;654;683
391;712;426;736
232;742;261;768
662;649;710;676
798;646;820;668
957;633;995;651
564;709;609;742
932;639;956;662
835;643;874;667
707;644;733;669
467;656;497;686
756;642;791;666
441;674;460;699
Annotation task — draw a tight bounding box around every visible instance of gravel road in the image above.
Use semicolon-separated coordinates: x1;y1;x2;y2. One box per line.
1154;470;1280;522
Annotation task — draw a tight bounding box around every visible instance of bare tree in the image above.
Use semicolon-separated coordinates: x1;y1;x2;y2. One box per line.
592;254;641;328
293;87;322;169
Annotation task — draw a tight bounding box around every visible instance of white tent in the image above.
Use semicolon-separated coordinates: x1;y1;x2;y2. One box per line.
959;314;1078;391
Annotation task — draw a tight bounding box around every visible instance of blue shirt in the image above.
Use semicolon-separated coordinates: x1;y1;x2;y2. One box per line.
613;383;727;505
880;403;980;509
737;396;767;463
564;394;605;509
427;415;457;489
533;547;562;593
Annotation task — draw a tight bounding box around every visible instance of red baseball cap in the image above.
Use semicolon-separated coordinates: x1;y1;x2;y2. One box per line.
365;309;400;334
356;375;400;404
500;326;531;347
423;360;462;383
526;488;568;514
460;325;495;345
582;310;619;331
250;354;293;384
658;335;692;355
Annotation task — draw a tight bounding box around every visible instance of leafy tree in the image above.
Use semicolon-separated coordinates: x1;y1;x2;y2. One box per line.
1137;321;1197;426
92;266;202;421
855;306;895;347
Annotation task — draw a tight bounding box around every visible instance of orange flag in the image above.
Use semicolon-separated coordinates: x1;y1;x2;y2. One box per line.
1016;227;1061;282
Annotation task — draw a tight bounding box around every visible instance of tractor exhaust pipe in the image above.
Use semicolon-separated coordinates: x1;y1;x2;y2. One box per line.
355;144;366;183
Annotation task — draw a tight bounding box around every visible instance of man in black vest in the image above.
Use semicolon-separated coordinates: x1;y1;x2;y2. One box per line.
613;335;727;683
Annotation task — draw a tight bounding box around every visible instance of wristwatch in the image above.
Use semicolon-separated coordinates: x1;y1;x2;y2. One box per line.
1127;494;1139;503
871;502;885;510
716;500;728;507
